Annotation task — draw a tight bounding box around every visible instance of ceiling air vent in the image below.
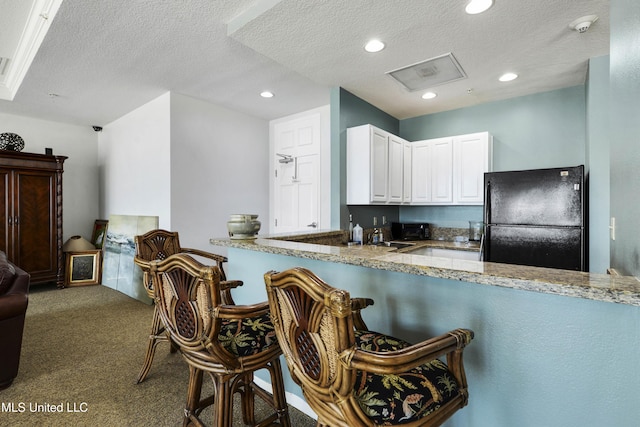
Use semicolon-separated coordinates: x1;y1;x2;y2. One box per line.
387;52;467;91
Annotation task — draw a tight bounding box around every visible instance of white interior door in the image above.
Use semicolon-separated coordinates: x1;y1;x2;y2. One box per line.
275;154;319;233
272;112;322;233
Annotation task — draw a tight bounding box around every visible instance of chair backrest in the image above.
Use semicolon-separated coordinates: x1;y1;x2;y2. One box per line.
149;253;239;368
134;229;182;297
264;267;358;405
135;229;182;262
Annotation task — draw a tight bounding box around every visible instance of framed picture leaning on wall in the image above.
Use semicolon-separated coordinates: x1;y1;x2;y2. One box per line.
91;219;109;249
65;250;102;287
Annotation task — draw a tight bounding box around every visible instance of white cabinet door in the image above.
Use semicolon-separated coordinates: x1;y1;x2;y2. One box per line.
402;141;412;203
388;134;404;203
411;137;453;204
370;127;389;202
430;137;453;203
411;140;432;203
453;132;492;204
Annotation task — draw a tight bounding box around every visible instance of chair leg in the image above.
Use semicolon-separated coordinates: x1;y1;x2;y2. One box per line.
240;372;256;425
212;375;234;427
269;357;291;427
136;306;170;383
184;366;204;427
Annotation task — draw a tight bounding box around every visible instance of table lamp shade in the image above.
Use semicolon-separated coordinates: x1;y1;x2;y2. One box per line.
63;236;95;252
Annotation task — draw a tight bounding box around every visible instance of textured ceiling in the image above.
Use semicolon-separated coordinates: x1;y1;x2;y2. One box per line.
0;0;609;127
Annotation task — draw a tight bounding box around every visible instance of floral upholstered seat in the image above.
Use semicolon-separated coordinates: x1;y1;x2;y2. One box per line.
265;267;474;427
219;312;278;357
353;330;462;425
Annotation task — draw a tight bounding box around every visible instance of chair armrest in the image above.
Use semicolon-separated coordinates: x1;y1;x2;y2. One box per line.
180;247;227;264
214;301;271;319
346;328;474;375
351;297;374;330
220;279;243;290
219;280;243;305
134;256;151;270
351;297;374;311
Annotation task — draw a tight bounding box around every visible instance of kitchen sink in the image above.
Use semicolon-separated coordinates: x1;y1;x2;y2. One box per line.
383;241;417;249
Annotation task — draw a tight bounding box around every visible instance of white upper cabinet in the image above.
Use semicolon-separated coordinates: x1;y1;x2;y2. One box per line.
347;124;409;204
454;132;492;204
412;132;492;205
348;125;491;206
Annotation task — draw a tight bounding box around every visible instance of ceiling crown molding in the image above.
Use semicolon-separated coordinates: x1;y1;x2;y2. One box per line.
0;0;64;101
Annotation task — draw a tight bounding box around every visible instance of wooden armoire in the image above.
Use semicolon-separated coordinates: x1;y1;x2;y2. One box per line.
0;151;67;287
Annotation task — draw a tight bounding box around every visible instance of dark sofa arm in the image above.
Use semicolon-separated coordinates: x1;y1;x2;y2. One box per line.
0;266;30;321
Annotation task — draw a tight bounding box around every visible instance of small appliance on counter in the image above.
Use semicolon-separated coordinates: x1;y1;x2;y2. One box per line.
391;222;431;241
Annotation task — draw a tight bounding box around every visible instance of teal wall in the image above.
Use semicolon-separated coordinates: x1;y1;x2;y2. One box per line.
400;85;586;172
331;88;401;229
610;0;640;277
586;56;611;273
225;247;640;427
397;85;592;257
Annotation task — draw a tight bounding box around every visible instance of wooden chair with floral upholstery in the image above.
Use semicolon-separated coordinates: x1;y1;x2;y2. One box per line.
264;267;474;427
149;253;290;427
133;229;241;383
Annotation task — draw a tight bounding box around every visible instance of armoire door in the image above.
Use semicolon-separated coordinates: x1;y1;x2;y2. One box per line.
14;169;57;282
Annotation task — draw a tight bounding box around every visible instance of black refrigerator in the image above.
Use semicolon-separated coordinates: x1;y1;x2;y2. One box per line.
483;165;586;271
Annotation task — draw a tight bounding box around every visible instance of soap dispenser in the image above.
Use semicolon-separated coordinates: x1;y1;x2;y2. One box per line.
353;224;363;245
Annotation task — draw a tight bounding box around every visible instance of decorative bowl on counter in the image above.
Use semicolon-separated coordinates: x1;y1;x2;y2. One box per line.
227;214;261;240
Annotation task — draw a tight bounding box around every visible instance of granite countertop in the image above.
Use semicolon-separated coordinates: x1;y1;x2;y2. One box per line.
210;231;640;307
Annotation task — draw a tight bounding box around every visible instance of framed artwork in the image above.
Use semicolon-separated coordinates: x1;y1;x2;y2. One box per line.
65;250;102;287
102;214;158;304
91;219;109;249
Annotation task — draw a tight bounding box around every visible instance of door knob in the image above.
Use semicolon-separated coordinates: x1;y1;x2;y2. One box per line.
307;222;317;228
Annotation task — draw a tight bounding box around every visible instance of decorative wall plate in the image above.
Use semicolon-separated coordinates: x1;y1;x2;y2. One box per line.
0;133;25;151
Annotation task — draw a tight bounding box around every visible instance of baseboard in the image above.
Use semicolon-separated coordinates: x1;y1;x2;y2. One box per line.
253;376;317;420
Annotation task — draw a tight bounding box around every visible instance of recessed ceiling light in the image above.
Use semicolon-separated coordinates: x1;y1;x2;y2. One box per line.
260;91;274;98
465;0;493;15
364;39;385;53
499;72;518;82
422;92;437;100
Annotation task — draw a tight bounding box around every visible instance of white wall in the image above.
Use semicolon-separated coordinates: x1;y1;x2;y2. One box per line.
170;93;269;252
98;92;171;229
0;112;99;241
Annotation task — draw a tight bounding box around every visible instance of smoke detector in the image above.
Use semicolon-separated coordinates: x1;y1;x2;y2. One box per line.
570;15;598;33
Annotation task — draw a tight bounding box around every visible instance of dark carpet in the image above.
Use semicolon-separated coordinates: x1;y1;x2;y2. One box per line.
0;283;316;426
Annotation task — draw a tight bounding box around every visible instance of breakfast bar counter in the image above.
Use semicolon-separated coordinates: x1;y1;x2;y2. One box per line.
210;231;640;307
210;230;640;427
